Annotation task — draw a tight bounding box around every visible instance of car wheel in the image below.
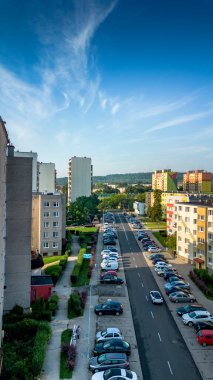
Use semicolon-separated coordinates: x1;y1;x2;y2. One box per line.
188;322;193;327
115;311;120;316
202;342;207;347
98;312;102;316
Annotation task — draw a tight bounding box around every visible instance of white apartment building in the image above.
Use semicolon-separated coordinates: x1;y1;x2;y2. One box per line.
68;156;92;203
166;193;190;235
37;162;56;193
32;193;66;256
0;118;9;353
133;201;145;216
206;206;213;272
176;203;198;263
15;150;38;192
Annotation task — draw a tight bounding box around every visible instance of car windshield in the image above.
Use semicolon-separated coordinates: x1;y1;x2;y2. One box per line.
189;312;196;318
153;292;161;298
98;354;107;363
101;330;107;337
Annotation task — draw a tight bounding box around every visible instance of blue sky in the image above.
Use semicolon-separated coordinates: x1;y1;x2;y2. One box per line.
1;0;213;176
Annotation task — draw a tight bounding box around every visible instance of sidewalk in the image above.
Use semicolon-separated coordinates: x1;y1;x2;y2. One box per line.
41;235;80;380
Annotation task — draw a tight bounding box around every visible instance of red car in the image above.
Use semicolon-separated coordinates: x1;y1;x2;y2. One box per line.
100;270;117;278
196;329;213;346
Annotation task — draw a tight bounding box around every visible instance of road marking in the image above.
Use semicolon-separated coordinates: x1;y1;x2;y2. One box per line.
150;311;154;319
141;282;144;287
167;361;173;375
158;332;162;342
146;295;148;301
138;273;141;277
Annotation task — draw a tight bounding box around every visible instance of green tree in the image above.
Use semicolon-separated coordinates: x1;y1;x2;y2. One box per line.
166;233;177;256
68;195;99;224
149;190;162;222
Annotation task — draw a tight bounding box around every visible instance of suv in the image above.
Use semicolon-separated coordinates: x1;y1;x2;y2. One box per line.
176;304;206;317
94;300;123;316
96;328;123;343
89;353;129;373
182;310;213;326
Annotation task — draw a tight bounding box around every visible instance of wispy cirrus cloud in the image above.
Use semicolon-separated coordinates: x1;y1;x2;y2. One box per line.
144;109;213;134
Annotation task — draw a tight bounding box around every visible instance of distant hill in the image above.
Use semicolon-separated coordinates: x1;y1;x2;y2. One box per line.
56;173;184;185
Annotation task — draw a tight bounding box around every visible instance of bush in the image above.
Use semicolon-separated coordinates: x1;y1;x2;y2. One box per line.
44;264;63;284
68;291;83;318
70;263;81;284
189;270;213;297
31;321;51;377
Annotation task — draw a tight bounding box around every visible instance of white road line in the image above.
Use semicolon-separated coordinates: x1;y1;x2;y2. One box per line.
146;295;148;301
141;282;144;287
167;361;173;375
151;311;154;319
138;273;141;277
158;332;162;342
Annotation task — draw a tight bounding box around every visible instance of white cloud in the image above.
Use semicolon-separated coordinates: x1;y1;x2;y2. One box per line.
111;103;120;115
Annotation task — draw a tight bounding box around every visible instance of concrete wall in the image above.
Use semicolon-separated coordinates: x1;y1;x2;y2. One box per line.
4;157;32;311
14;151;37;192
38;162;56;193
0;120;8;346
68;157;92;203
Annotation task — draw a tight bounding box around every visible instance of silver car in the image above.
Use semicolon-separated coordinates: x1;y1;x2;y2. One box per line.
169;291;196;303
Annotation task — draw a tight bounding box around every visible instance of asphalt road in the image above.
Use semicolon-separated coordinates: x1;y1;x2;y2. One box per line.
115;213;202;380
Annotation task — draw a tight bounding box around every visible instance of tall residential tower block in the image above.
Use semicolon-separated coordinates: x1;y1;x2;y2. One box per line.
68;156;92;203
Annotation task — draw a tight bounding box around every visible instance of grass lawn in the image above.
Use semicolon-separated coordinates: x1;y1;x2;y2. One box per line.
144;222;166;229
60;329;73;379
66;227;98;233
43;255;67;265
153;231;167;247
72;260;90;287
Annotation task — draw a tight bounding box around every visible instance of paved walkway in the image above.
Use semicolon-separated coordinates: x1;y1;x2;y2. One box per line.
41;235;80;380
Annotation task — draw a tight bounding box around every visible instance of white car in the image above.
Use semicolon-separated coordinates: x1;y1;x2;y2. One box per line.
101;258;118;265
102;252;119;259
101;262;119;271
155;262;172;269
95;328;123;342
91;368;138;380
148;247;161;253
101;249;114;255
150;290;163;304
182;310;213;326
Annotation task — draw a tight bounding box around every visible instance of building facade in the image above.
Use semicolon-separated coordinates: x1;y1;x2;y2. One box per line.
133;201;145;216
37;162;56;193
152;169;177;192
32;193;66;256
183;170;212;193
0;117;9;352
68;156;92;203
14;151;38;192
4;146;32;311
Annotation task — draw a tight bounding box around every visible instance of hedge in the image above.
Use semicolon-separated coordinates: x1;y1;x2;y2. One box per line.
70;248;86;284
31;321;52;377
44;264;63;284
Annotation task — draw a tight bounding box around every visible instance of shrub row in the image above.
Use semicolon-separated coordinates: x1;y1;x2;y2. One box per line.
61;343;77;370
189;269;213;297
67;290;87;318
70;248;86;284
31;321;52;377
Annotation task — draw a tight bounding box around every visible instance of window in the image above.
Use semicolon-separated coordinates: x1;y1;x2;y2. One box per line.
193;252;196;258
185;207;190;212
193;241;197;247
198;249;204;255
208;246;212;252
198;238;204;243
43;201;50;207
208;257;212;263
43;212;50;218
53;231;59;238
43;232;49;238
185;238;190;243
185;217;190;222
208;233;213;240
52;242;58;248
53;211;59;217
193;219;197;224
193;230;196;235
185;227;190;233
178;236;182;241
178;246;181;251
178;206;182;211
43;242;49;248
178;226;182;231
208;210;213;216
53;221;59;228
53;201;59;207
185;248;188;253
198;215;205;221
44;222;50;228
198;226;204;232
178;216;181;221
194;208;197;213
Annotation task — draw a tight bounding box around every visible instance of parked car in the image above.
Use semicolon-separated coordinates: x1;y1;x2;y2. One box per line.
165;286;191;295
101;262;119;271
100;275;124;285
196;329;213;346
102;253;119;259
89;353;129;373
182;310;213;326
164;281;190;292
100;271;118;279
96;328;123;343
167;276;185;284
91;368;138;380
149;253;165;260
169;291;196;303
106;247;118;252
176;304;206;317
194;321;213;333
94;300;123;316
148;247;161;253
93;339;131;356
150;290;163;304
101;258;118;265
155;268;177;277
163;271;180;280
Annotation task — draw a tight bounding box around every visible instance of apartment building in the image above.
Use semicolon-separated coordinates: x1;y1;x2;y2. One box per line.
176;201;213;272
133;201;145;216
4;145;32;312
166;193;190;235
0;117;9;357
152;169;177;192
68;156;92;203
15;150;38;192
37;162;56;193
183;170;212;193
32;193;66;256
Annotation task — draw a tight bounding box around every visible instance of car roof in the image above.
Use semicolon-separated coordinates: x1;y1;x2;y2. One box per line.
104;352;126;359
198;329;213;335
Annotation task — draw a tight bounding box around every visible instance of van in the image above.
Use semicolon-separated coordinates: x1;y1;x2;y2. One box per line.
196;329;213;346
101;261;119;271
